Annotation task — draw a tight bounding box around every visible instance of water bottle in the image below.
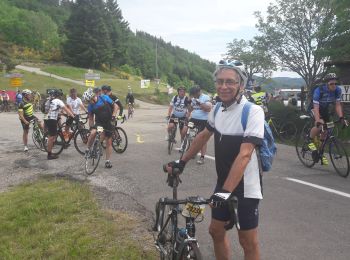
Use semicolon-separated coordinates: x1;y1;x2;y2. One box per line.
175;228;187;253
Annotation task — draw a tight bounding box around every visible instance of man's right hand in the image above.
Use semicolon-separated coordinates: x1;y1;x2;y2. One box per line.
163;160;186;175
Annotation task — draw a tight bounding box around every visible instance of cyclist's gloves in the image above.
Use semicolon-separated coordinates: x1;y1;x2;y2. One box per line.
210;189;231;208
316;121;323;128
164;160;186;175
111;116;116;122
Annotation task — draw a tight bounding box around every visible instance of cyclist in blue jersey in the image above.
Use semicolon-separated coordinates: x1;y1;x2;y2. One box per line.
308;73;347;165
83;87;119;168
188;86;212;164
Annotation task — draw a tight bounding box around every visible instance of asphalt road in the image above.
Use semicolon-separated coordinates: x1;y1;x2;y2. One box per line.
0;101;349;260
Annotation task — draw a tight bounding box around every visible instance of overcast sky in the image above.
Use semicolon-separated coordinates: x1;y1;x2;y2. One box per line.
118;0;300;78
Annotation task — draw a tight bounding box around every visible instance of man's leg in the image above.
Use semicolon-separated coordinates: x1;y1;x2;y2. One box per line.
238;228;260;260
105;135;113;168
23;129;29;146
209;219;232;260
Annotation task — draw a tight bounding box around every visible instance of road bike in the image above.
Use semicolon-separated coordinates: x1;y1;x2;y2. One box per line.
43;114;89;156
167;117;186;155
85;126;104;175
101;115;128;153
179;121;198;159
153;167;239;260
266;113;297;142
295;115;350;177
127;102;134;119
30;118;46;151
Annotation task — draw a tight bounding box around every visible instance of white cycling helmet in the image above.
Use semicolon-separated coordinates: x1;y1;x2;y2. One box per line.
83;88;94;101
214;60;248;87
22;89;32;96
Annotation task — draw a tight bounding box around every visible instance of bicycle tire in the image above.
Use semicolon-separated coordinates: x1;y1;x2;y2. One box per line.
158;204;176;260
279;121;297;142
85;138;101;175
32;127;45;151
74;129;90;155
43;132;65;156
295;123;316;168
113;127;128;153
178;242;202;260
329;139;350;177
168;127;176;155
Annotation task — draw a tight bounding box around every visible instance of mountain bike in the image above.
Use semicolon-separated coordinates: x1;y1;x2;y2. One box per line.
101;115;128;153
295;115;350;177
153;167;239;260
127;102;134;119
85;126;104;175
179;121;198;159
266;113;297;142
30;118;46;151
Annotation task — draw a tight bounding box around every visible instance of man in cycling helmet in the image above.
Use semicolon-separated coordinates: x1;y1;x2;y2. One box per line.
308;73;347;165
101;85;123;119
164;60;264;260
18;89;43;152
166;86;190;146
125;86;135;105
188;86;212;164
44;89;75;160
83;87;118;169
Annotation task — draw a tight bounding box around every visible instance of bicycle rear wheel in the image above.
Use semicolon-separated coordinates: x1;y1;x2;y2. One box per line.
43;132;65;155
279;122;297;142
178;242;202;260
112;127;128;153
329;139;350;177
85;138;101;175
74;129;90;155
295;123;316;168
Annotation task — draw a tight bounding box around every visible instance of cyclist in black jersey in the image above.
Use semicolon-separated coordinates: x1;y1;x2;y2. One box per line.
18;89;43;152
165;60;264;260
101;85;124;119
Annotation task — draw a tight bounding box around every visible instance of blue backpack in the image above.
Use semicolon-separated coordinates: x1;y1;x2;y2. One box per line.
214;102;277;172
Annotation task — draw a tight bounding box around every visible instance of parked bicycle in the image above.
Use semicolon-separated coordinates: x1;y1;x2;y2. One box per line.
266;113;297;142
85;126;104;175
296;115;349;177
153;167;239;260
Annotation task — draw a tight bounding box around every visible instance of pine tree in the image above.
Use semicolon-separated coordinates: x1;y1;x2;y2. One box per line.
63;0;112;68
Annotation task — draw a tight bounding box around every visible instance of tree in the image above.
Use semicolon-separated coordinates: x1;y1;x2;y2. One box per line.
255;0;337;89
226;39;276;84
0;35;16;72
63;0;112;68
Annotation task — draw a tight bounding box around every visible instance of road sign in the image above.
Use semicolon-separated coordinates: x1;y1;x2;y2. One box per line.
10;77;22;87
85;80;95;87
340;85;350;103
5;73;23;78
85;73;100;80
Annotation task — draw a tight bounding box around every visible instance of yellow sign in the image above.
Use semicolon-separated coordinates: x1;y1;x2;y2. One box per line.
10;77;22;87
85;80;95;87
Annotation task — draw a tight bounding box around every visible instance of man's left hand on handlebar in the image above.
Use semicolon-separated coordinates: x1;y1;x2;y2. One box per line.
163;160;186;175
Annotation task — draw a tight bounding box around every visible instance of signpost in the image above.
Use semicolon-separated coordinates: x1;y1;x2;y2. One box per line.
340;85;350;103
140;79;150;89
7;73;23;87
84;71;100;87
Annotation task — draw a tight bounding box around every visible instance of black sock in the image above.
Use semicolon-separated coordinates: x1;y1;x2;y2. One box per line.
200;155;204;159
48;152;51;156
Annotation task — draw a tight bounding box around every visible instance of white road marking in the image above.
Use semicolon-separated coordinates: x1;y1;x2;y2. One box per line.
136;134;144;143
285;177;350;199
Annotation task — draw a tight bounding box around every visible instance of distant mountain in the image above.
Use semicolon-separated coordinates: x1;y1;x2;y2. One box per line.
253;76;305;92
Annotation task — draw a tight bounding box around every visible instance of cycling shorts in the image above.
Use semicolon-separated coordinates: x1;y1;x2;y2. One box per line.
211;186;260;230
189;118;207;133
312;107;330;123
169;115;186;130
44;119;58;136
93;119;113;137
20;116;37;130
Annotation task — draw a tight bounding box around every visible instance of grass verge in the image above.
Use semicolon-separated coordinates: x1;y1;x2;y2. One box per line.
0;178;157;259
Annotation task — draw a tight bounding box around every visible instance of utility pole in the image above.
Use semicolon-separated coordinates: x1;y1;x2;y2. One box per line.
155;41;158;79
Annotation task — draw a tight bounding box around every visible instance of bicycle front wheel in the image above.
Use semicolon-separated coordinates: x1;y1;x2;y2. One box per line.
329;139;350;177
43;132;65;155
279;122;297;142
113;127;128;153
295;123;316;168
167;128;176;155
178;242;202;260
158;204;175;260
85;139;102;175
74;129;90;155
32;128;45;151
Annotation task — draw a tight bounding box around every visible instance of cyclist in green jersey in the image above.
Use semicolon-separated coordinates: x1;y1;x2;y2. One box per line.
18;89;43;152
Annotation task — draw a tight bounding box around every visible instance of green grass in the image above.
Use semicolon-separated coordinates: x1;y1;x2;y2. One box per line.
1;63;171;105
0;178;157;260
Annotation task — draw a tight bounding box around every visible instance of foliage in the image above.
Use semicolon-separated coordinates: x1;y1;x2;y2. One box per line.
255;0;337;90
0;35;16;71
226;39;276;84
0;178;157;259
